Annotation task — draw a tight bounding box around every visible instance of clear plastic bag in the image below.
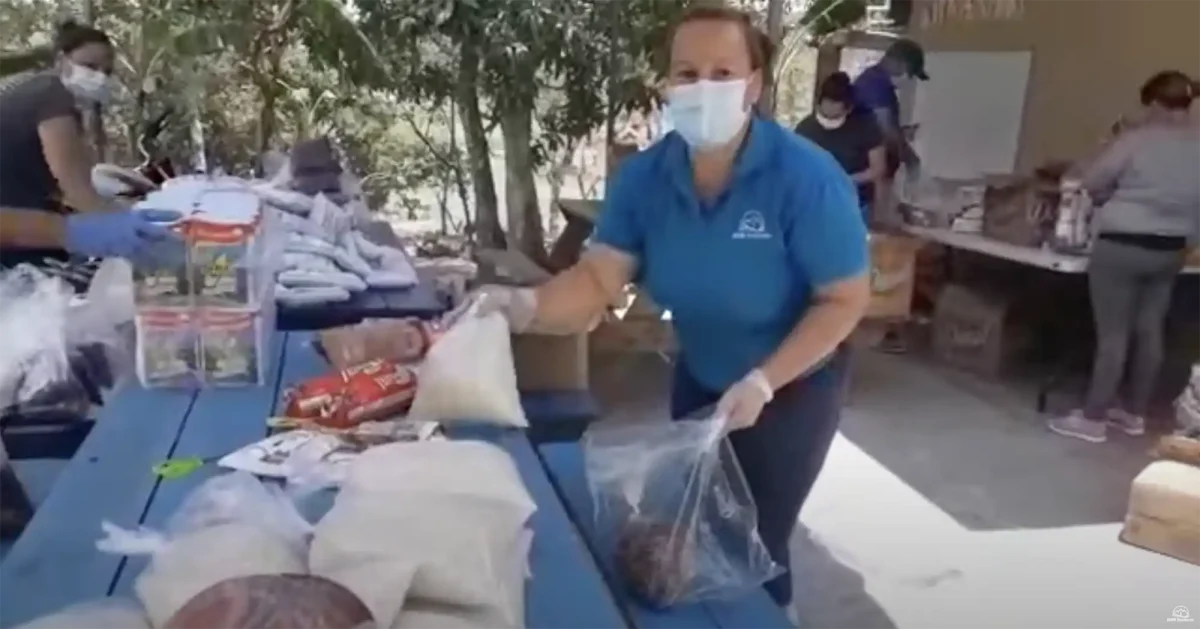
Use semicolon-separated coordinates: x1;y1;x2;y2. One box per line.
13;597;150;629
582;417;781;608
0;262;134;418
309;441;534;628
96;472;313;627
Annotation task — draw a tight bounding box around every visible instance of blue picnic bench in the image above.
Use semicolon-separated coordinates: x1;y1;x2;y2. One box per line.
0;331;792;628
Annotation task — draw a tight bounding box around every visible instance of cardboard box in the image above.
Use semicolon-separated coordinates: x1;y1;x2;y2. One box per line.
932;283;1032;376
512;333;589;392
866;233;921;320
471;248;589;391
1120;460;1200;566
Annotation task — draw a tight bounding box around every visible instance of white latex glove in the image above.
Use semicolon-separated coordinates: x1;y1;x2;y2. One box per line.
451;285;537;333
716;369;774;431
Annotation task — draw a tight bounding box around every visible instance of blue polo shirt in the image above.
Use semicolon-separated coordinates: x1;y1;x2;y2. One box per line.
594;117;868;392
852;63;900;127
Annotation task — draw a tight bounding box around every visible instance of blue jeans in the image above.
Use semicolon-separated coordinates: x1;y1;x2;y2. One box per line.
669;349;848;607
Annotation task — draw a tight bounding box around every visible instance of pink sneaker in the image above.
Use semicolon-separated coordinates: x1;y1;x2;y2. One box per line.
1106;409;1145;436
1048;411;1107;443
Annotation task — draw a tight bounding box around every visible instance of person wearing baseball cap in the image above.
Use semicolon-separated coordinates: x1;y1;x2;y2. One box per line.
851;37;928;354
852;38;929;178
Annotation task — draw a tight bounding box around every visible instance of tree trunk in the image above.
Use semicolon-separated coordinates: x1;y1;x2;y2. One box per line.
447;101;473;233
456;42;503;248
80;0;106;160
760;0;785;117
498;97;546;264
256;91;276;167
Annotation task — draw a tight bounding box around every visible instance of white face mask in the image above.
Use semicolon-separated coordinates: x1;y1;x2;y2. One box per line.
815;113;846;129
665;79;750;151
63;62;112;106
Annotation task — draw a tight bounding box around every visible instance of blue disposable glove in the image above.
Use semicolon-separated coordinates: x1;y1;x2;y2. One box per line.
64;209;182;260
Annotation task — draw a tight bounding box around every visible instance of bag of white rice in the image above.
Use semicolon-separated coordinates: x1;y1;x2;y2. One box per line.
96;473;312;627
309;441;534;628
407;310;526;427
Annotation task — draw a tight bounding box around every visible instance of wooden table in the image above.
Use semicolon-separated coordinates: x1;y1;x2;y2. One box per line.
0;332;624;629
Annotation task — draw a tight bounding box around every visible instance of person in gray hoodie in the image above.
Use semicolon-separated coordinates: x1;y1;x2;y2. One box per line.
1050;71;1200;443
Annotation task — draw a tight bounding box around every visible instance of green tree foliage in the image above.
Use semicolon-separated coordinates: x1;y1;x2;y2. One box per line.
3;0;683;252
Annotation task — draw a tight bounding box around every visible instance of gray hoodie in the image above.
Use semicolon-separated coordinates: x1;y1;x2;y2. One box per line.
1083;124;1200;243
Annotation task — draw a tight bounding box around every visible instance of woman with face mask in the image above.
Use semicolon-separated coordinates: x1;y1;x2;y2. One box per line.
464;4;869;616
0;20;175;271
1049;70;1200;444
795;72;886;222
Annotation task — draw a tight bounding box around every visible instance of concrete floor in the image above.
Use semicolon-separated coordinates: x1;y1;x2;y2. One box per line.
590;349;1200;629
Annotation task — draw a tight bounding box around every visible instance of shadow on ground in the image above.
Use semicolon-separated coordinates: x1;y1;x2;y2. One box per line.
838;348;1154;531
791;524;897;629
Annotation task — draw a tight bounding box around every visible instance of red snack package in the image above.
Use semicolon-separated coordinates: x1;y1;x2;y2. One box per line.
282;359;418;428
319;318;438;370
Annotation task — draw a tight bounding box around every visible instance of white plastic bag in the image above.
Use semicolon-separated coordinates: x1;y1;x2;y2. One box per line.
1176;363;1200;432
96;472;312;627
13;598;149;629
309;441;534;628
0;264;132;416
407;310;526;427
583;417;781;608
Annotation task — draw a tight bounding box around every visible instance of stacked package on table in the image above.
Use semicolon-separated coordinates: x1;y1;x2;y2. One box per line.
131;177;281;388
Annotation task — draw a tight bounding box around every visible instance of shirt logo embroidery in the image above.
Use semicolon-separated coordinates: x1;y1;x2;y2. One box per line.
733;210;771;240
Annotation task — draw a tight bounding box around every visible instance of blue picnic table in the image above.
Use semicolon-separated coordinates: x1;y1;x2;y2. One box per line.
0;330;792;628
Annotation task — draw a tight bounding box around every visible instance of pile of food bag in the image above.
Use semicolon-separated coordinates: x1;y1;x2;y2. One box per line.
0;261;135;420
252;137;420;308
18;444;534;629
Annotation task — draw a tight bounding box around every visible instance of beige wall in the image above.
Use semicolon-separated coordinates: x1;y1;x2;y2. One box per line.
911;0;1200;170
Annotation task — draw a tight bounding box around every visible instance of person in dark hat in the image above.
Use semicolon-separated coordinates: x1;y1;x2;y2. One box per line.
852;38;928;181
851;37;929;353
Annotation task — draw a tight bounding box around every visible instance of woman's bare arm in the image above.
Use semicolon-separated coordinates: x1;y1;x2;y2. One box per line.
38;115;110;212
531;245;636;333
758;273;870;389
0;208;66;248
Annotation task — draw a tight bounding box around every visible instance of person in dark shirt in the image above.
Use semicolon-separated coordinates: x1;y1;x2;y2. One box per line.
0;20;172;270
795;72;885;223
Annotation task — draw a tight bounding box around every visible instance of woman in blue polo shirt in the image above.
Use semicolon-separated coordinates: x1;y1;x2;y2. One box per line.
470;5;869;613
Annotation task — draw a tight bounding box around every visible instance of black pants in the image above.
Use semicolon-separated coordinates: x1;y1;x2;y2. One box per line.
669;350;847;607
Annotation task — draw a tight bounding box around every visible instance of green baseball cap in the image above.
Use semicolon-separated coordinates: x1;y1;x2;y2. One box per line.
886;38;929;81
